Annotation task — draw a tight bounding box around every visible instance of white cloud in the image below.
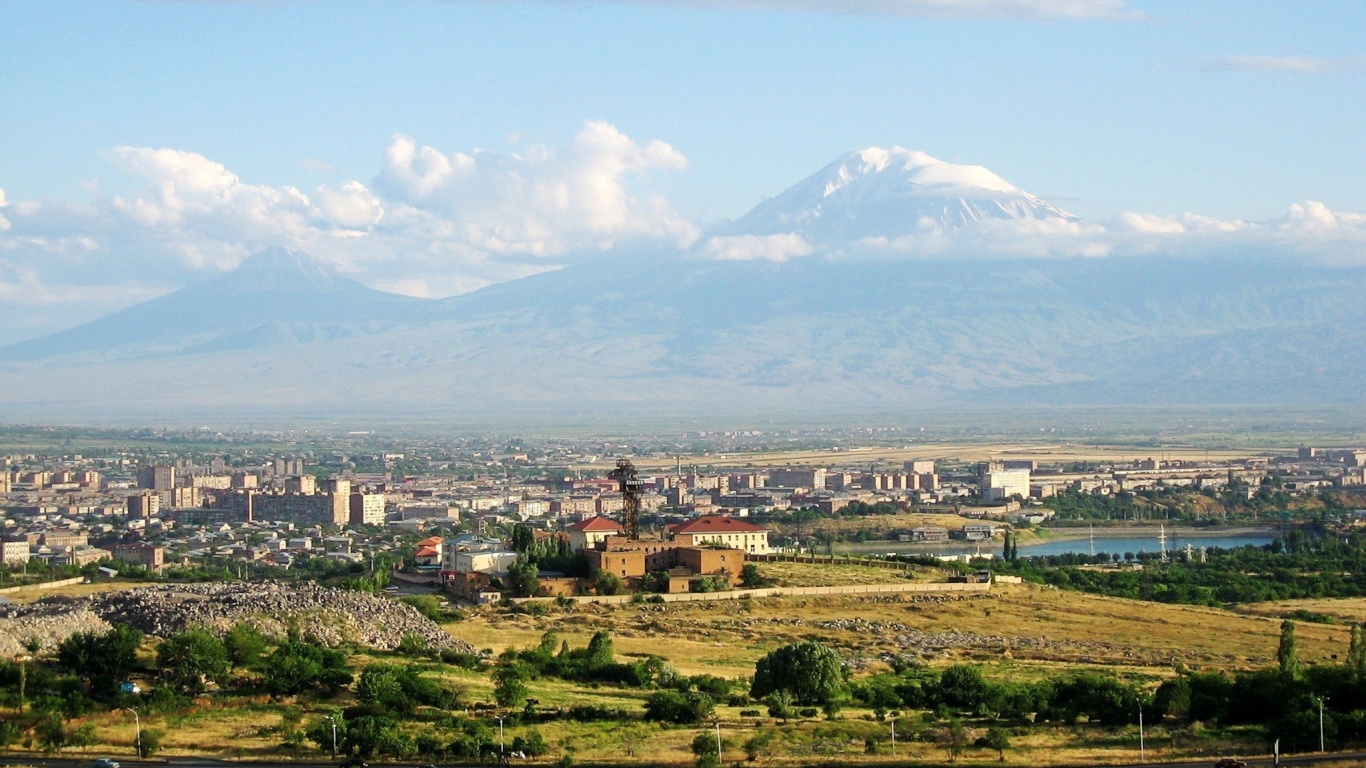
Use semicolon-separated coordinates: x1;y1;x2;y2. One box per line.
1205;56;1364;75
701;233;814;262
0;121;697;337
375;121;696;257
768;201;1366;265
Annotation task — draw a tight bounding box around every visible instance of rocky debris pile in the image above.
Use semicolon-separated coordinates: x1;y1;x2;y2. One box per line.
0;581;476;654
724;615;1209;667
0;604;112;655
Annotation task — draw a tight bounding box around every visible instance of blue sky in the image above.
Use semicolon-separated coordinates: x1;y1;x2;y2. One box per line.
1;0;1364;339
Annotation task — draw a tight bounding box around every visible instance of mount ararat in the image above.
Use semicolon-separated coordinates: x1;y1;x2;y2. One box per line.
1;149;1362;422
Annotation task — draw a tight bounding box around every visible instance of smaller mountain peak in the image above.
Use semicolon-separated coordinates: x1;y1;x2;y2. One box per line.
228;247;345;292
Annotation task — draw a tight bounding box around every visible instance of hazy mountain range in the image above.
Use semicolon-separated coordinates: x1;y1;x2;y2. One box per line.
1;149;1363;422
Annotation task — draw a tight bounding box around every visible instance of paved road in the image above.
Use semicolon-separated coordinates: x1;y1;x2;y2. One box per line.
6;753;1366;768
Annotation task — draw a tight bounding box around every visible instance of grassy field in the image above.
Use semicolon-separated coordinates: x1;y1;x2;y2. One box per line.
1232;597;1366;624
601;443;1266;473
7;564;1357;766
454;581;1348;675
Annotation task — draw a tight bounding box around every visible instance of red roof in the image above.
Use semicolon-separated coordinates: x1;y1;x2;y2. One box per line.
414;546;440;558
568;515;624;533
669;515;767;535
416;536;444;546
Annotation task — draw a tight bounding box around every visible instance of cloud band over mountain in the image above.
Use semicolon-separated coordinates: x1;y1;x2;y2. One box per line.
2;124;1366;342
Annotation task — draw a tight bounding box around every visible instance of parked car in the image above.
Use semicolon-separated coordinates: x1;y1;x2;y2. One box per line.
90;759;121;768
1214;759;1248;768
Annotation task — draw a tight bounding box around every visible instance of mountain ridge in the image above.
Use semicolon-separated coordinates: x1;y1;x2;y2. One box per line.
1;151;1363;420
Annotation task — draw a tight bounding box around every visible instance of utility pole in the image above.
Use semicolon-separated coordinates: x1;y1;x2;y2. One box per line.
498;716;505;765
890;718;896;758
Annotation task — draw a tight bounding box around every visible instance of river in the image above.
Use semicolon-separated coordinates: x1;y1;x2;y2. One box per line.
836;529;1278;559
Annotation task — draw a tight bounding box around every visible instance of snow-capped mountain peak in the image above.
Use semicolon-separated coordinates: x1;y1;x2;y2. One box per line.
717;147;1076;247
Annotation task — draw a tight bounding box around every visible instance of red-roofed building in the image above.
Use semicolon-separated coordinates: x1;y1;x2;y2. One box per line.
566;515;625;552
667;515;771;554
413;535;444;565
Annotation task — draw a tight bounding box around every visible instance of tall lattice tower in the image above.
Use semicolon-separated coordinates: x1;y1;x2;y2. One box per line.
609;458;644;539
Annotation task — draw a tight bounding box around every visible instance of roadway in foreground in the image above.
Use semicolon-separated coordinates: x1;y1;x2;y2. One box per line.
6;751;1366;768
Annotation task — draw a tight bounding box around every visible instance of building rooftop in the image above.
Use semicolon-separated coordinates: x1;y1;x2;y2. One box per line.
567;515;624;533
669;515;767;534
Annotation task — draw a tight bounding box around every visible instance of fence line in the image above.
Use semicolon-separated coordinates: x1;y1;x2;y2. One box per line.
509;579;990;606
0;576;85;595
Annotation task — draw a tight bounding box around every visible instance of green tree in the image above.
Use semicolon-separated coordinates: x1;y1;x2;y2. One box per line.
493;665;530;708
593;570;624;595
507;557;540;598
765;690;794;722
750;640;846;705
156;627;230;695
942;719;968;763
739;564;771;589
139;728;164;757
306;712;346;757
57;625;143;696
1350;623;1366;677
261;638;353;695
357;666;407;709
977;726;1011;761
642;690;714;724
691;731;722;768
511;731;548;758
36;714;68;754
585;631;615;669
512;525;538;555
342;714;412;759
1278;620;1299;680
224;622;268;670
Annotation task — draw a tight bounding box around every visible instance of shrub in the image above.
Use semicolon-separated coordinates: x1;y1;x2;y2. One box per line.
396;633;431;657
643;690;715;724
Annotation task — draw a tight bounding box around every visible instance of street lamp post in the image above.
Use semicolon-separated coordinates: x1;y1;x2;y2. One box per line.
324;715;338;760
120;707;141;758
1137;699;1145;762
498;716;505;765
890;717;896;758
1318;696;1328;752
713;717;723;765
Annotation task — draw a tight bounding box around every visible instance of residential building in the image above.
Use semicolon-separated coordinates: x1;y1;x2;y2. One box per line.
350;492;386;525
126;492;160;518
284;475;317;495
1;538;30;566
110;543;166;571
767;467;827;490
666;515;771;554
137;465;176;491
980;464;1030;501
567;515;625;551
40;529;89;550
